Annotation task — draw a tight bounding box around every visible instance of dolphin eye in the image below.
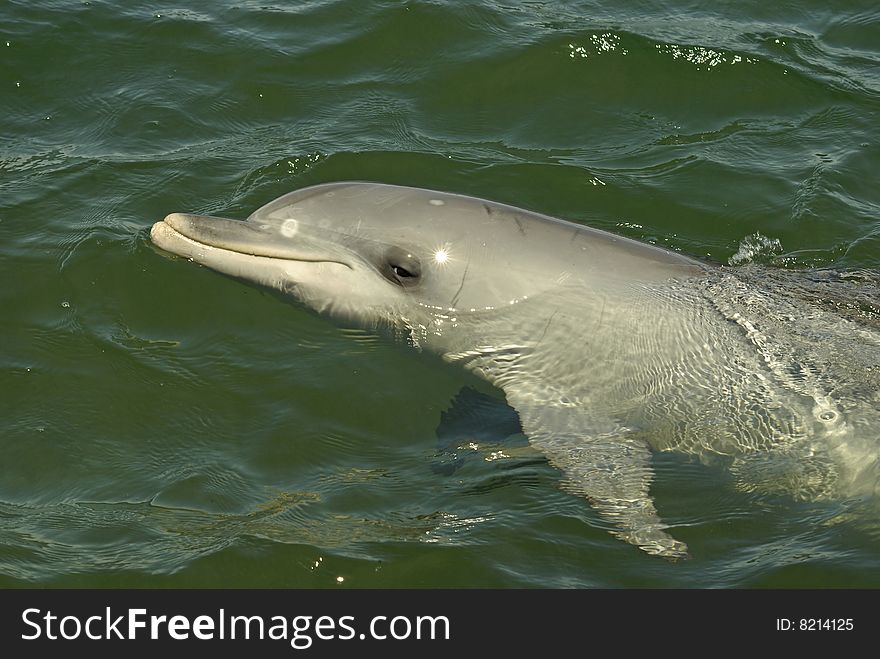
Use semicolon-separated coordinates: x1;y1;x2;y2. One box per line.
384;247;421;287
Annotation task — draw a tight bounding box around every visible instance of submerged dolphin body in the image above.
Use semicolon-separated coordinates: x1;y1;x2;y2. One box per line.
150;182;880;558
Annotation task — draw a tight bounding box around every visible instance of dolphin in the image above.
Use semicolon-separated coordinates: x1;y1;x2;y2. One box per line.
150;181;880;558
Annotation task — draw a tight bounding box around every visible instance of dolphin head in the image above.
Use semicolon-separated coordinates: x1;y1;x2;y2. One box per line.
151;181;705;348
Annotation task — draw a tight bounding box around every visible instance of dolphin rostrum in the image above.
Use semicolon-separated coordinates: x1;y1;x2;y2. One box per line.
150;181;880;558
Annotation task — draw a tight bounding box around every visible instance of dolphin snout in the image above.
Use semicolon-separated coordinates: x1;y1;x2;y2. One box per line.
150;211;348;266
150;216;182;249
159;212;221;239
150;213;208;245
161;212;196;234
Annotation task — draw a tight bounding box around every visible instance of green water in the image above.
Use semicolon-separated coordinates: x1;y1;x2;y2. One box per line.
1;0;879;587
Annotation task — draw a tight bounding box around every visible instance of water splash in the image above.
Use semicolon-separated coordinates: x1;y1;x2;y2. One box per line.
729;233;783;265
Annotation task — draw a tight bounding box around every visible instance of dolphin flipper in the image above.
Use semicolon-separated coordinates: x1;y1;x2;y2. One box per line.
509;398;689;559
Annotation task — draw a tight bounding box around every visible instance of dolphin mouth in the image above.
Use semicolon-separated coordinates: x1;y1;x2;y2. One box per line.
151;213;350;267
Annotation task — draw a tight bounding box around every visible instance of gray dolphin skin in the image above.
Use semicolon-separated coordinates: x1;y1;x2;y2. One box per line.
150;181;880;558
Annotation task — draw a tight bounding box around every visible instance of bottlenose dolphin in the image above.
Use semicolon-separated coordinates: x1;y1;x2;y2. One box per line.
150;181;880;558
